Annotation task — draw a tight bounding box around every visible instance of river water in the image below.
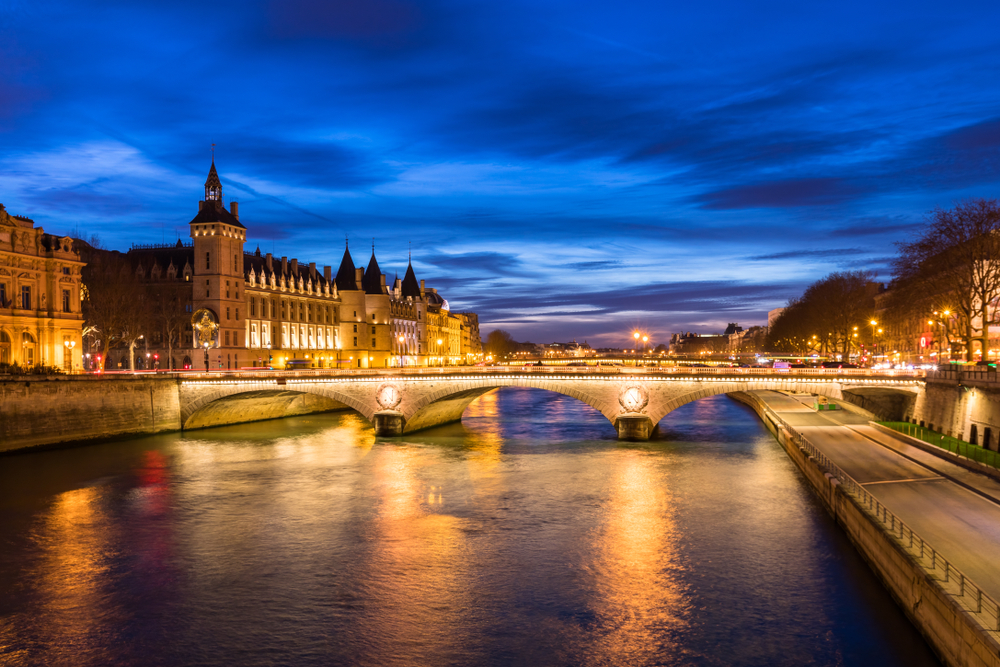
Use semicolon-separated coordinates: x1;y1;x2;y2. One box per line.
0;389;939;666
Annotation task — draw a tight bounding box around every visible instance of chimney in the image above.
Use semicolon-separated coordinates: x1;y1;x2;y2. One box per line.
324;265;332;282
266;253;273;272
230;201;239;218
281;256;288;275
309;262;316;280
355;267;363;284
420;279;425;296
198;201;204;211
380;274;387;287
290;259;298;276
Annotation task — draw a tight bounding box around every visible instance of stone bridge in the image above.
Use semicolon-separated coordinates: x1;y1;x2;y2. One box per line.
178;369;925;440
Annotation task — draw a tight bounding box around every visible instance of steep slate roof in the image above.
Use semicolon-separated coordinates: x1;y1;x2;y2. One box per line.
401;260;421;298
126;244;195;275
188;200;244;229
335;245;358;291
242;254;332;291
362;251;385;295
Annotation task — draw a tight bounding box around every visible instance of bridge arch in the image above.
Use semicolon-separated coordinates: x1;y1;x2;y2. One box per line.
400;378;616;434
180;384;370;430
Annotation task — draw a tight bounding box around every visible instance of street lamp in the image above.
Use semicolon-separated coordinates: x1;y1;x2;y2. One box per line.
203;341;210;372
63;339;76;372
869;320;878;367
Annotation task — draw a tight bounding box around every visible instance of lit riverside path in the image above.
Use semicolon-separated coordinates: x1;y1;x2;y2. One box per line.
753;389;1000;600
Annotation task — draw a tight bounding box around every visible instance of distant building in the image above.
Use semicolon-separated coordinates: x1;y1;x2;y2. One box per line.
670;323;766;356
768;308;785;328
0;204;84;370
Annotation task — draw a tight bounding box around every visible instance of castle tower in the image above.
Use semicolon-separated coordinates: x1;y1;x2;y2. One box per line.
189;159;246;370
335;242;367;367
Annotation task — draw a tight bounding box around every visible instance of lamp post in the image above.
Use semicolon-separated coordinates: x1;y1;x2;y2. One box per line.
203;341;210;372
398;335;405;368
869;320;878;367
63;339;76;373
642;335;648;357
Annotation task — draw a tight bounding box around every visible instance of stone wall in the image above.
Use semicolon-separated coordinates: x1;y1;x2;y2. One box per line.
0;375;182;453
907;378;1000;451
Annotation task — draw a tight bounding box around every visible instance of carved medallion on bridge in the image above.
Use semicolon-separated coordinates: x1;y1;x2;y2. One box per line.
376;383;403;411
618;384;649;414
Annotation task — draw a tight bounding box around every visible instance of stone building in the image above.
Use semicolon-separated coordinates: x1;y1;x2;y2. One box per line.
113;161;481;370
0;204;84;370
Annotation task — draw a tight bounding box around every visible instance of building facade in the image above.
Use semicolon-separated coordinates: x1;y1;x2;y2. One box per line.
0;204;84;370
116;161;481;370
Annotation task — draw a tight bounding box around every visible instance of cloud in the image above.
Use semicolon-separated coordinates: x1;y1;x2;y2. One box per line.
698;178;866;210
424;251;523;277
747;247;868;261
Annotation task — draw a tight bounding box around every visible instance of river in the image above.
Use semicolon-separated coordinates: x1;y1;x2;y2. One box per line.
0;388;940;666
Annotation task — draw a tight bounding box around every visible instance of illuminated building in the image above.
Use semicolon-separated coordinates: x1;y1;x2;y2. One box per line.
112;161;480;369
0;204;83;370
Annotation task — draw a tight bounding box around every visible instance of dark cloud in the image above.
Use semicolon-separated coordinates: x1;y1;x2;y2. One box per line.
747;247;868;261
424;252;522;277
699;178;866;210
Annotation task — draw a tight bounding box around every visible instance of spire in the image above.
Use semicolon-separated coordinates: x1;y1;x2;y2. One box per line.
335;241;358;291
205;158;222;202
362;246;385;295
401;257;420;298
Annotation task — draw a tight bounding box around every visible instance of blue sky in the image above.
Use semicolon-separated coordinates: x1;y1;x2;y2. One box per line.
3;0;1000;346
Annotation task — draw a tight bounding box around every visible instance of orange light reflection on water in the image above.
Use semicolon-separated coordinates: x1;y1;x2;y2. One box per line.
362;445;475;665
588;451;688;662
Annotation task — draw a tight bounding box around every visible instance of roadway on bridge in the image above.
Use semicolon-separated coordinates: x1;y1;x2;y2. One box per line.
753;390;1000;601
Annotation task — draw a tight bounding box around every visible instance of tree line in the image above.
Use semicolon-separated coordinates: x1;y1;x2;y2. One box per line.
768;198;1000;362
80;243;191;370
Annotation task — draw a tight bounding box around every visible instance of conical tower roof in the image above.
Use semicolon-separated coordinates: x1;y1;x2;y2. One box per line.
205;160;222;192
401;260;421;298
335;244;358;291
362;249;385;295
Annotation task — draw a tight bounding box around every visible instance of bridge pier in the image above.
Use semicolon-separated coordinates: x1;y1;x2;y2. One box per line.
373;411;405;437
615;415;655;441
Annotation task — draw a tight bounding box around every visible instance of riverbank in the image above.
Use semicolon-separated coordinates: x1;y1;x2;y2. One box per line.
730;390;1000;667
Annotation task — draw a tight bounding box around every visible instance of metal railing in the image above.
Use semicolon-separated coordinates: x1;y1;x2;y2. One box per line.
742;391;1000;633
35;365;929;382
104;365;926;381
928;368;1000;384
879;422;1000;471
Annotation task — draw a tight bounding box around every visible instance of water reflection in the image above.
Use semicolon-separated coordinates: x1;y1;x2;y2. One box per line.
588;452;686;664
0;389;940;666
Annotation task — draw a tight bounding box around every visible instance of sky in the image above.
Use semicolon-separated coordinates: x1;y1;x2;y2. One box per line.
3;1;1000;346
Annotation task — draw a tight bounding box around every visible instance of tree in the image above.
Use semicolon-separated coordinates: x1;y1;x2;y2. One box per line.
891;199;1000;361
82;251;150;371
484;329;515;360
148;285;190;369
766;271;879;358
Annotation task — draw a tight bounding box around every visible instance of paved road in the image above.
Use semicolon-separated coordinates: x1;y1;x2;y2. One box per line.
754;390;1000;600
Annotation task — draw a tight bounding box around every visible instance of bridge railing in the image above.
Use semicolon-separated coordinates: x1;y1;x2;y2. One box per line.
166;365;925;381
927;368;1000;385
742;391;1000;634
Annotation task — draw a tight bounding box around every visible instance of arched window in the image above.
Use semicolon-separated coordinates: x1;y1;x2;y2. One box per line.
21;332;36;365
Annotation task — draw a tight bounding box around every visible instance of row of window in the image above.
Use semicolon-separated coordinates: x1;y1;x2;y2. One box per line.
0;284;74;312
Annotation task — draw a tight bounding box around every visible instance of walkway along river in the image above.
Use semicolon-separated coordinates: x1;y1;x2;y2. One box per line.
0;389;940;666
